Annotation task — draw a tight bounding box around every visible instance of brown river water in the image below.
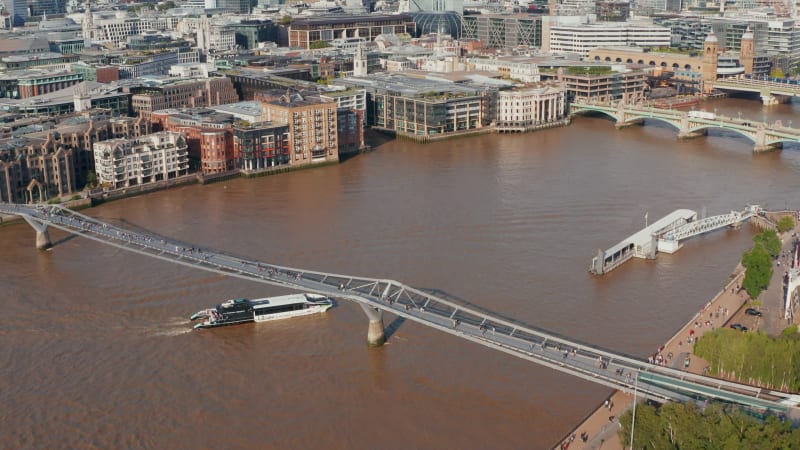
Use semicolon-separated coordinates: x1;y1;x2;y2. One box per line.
2;98;800;449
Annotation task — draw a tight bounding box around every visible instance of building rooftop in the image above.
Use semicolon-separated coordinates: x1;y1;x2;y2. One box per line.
0;81;125;109
2;52;68;63
334;72;484;98
290;13;413;27
209;101;262;117
0;37;49;55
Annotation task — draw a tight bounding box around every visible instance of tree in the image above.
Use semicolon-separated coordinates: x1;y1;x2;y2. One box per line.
618;401;800;449
279;16;292;26
778;216;795;233
309;40;331;49
753;230;781;258
86;171;98;188
771;67;785;79
156;0;175;11
741;244;772;299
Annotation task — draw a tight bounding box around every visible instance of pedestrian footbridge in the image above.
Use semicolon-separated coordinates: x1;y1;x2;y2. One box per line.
1;202;797;418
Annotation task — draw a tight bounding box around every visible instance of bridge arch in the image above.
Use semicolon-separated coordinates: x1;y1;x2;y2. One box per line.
615;57;622;62
765;136;800;147
594;56;600;61
569;107;619;123
686;124;757;143
620;115;682;131
626;58;633;63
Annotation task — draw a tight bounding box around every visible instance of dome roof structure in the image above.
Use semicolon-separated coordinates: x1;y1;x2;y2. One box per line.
410;11;462;39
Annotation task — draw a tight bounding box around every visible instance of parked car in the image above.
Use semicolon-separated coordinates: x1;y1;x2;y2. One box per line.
745;308;763;316
730;323;749;331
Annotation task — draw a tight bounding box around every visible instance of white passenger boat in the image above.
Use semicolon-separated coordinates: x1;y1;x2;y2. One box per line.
190;293;333;329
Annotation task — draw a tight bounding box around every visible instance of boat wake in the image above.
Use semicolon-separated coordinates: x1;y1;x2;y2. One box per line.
149;318;195;337
153;328;193;337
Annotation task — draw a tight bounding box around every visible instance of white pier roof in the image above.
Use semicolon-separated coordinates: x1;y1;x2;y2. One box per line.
605;209;697;257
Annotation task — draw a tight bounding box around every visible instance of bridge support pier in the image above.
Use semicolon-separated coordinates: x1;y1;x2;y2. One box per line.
360;303;385;347
21;215;51;250
615;119;643;129
678;129;708;139
759;94;791;106
754;142;782;153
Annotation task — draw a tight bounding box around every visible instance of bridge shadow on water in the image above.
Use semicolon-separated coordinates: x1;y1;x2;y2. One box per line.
384;316;406;341
413;286;644;361
51;233;79;247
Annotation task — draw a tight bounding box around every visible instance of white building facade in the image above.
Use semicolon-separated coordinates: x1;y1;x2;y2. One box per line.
549;24;671;57
93;131;189;189
496;85;567;131
471;57;542;83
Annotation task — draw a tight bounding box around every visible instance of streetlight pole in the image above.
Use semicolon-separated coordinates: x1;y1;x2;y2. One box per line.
630;372;638;450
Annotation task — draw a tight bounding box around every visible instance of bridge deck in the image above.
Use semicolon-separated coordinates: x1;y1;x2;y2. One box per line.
1;202;797;416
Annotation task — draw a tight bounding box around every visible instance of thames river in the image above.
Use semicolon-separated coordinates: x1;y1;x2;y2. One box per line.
2;98;800;449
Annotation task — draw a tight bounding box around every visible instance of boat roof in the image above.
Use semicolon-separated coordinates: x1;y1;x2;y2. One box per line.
251;293;327;309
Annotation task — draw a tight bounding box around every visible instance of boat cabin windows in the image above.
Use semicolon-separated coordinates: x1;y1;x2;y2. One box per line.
254;303;309;316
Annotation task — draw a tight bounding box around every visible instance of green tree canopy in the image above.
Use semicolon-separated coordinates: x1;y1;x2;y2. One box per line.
778;216;795;233
753;230;781;258
156;1;175;11
279;15;292;26
309;40;331;49
742;244;773;299
694;327;800;390
618;401;800;449
86;171;98;188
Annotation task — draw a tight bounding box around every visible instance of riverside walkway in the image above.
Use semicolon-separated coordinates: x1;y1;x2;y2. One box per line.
2;201;799;418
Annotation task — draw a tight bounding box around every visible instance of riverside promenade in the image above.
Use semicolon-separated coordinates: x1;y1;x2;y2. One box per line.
560;267;748;450
562;222;800;450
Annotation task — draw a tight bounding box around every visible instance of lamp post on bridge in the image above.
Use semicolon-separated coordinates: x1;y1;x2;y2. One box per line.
629;372;639;450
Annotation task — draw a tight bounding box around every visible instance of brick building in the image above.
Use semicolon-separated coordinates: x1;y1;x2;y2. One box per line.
93;131;189;190
259;92;339;166
130;77;239;120
151;108;235;175
0;112;150;203
289;14;416;49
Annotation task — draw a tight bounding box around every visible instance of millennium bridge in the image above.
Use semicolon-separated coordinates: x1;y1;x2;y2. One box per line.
2;202;798;418
571;100;800;152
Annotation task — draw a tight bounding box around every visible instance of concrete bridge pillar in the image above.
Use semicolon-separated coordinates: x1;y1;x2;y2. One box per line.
21;214;51;250
360;303;385;347
678;129;707;139
35;227;52;250
677;117;707;139
753;127;782;152
761;95;779;106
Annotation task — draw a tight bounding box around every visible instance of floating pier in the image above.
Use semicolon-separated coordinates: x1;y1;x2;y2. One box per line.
591;206;762;275
590;209;697;275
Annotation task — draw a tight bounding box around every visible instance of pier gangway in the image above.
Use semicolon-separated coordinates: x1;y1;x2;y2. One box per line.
657;205;761;253
1;202;798;417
